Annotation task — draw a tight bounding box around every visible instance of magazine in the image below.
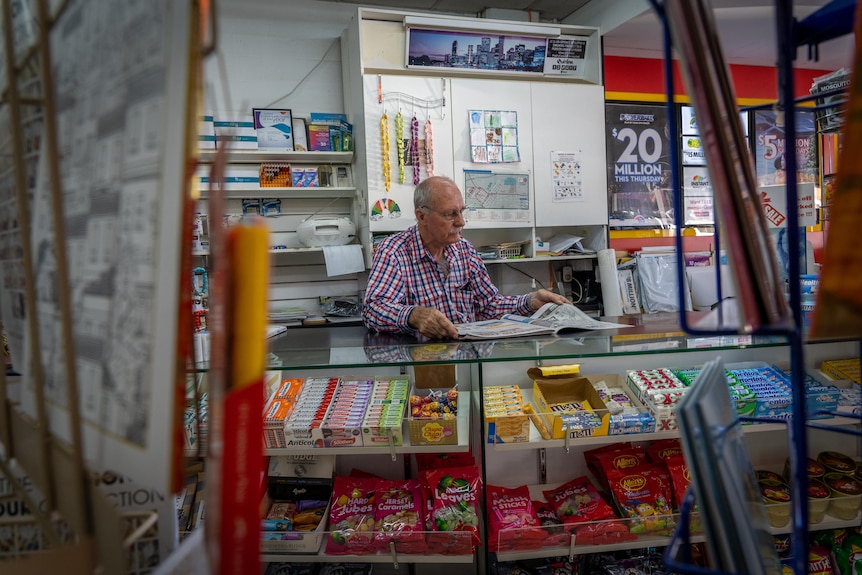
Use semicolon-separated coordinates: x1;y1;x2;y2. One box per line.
456;303;631;340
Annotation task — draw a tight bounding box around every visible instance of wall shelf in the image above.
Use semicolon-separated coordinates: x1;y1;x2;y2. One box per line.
197;150;353;164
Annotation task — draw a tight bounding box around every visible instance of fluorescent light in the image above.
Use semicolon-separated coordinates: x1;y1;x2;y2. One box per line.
403;15;561;38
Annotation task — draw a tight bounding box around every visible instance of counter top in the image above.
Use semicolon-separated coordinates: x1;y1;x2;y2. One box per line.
228;312;792;371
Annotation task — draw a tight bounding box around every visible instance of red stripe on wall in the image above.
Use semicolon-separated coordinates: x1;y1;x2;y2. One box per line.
604;55;833;100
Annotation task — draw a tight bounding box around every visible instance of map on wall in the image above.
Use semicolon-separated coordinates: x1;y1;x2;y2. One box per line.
468;110;520;163
463;170;531;223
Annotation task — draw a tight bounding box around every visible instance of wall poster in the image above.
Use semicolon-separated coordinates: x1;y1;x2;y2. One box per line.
463;169;531;223
550;150;583;202
753;109;818;187
468;109;520;163
407;27;549;74
605;102;672;227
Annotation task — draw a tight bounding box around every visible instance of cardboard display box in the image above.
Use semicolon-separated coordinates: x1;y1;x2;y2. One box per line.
529;367;610;439
261;454;334;553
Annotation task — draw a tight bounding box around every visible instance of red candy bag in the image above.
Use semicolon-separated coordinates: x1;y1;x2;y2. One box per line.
373;479;427;554
606;466;673;534
325;477;377;555
425;466;482;554
532;499;569;547
486;485;544;552
542;476;616;526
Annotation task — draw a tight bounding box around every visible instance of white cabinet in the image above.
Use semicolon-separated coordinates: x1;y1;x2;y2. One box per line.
342;8;608;292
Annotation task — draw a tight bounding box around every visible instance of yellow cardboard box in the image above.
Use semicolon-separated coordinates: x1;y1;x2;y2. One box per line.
528;367;612;439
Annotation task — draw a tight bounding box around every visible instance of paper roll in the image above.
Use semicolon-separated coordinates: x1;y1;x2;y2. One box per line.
598;248;624;317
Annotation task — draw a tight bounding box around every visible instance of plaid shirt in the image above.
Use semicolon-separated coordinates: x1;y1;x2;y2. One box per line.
363;226;531;333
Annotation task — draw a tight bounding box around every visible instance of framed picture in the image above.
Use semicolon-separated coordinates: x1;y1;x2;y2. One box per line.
252;108;294;150
406;27;550;75
292;117;308;152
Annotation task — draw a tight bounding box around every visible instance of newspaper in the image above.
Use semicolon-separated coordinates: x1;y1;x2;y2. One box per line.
456;303;631;340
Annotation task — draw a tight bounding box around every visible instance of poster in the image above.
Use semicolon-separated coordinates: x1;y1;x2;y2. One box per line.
753;109;818;186
468;110;520;163
543;37;587;78
682;166;714;225
605;102;672;227
463;170;531;223
550;151;583;201
407;27;548;73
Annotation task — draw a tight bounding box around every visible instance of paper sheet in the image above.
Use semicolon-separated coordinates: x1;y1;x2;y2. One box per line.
323;244;365;277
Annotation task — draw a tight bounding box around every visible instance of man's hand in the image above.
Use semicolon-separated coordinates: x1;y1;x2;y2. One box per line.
529;288;571;311
408;306;460;339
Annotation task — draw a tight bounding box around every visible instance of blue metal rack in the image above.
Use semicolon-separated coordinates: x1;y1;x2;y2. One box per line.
646;1;858;574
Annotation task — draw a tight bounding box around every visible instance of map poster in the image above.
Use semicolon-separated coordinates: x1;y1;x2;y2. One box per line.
605;102;672;227
463;170;531;223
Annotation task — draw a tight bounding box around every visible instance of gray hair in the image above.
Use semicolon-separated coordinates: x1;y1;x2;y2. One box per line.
414;176;458;211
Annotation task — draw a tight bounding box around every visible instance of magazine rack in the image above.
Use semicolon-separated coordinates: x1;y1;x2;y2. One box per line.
647;1;859;575
0;0;202;572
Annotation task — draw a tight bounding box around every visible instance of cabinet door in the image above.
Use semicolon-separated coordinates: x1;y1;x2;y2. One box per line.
362;74;453;232
532;83;609;227
450;78;535;229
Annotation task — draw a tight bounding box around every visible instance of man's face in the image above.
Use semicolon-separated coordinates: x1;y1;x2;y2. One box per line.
417;183;467;248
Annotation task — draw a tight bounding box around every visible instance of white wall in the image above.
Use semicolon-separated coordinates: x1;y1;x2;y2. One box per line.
204;0;357;118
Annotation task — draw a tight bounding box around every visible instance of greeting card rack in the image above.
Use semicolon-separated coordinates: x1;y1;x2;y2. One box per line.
647;1;859;575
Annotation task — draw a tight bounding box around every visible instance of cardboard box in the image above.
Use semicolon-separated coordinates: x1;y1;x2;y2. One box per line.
485;384;529;444
267;454;334;502
408;385;458;446
528;368;610;439
361;378;409;447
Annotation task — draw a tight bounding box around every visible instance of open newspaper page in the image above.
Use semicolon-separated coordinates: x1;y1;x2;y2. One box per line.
456;303;630;340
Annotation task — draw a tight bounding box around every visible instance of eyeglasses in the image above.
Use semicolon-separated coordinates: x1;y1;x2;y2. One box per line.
421;205;468;221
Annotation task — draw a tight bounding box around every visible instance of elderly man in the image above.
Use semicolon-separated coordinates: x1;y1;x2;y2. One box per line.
363;176;569;339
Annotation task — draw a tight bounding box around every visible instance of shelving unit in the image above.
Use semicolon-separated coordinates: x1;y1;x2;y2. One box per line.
195;146;365;315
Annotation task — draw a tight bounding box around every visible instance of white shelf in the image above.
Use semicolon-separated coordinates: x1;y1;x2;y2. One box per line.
262;543;474;564
262;395;471;456
496;532;707;562
197;150;353;164
193;246;364;256
483;387;861;452
483;254;598;264
494;497;860;562
197;187;355;199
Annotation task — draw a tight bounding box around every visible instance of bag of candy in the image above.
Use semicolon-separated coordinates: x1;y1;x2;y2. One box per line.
542;476;616;526
325;476;377;555
486;485;544;552
373;479;427;554
425;465;482;554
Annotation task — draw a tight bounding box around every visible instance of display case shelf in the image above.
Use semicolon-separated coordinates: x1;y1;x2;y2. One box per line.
262;396;471;457
482;387;862;452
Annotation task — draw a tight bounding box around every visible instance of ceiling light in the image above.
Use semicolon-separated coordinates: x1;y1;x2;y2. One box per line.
403;15;562;38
